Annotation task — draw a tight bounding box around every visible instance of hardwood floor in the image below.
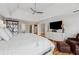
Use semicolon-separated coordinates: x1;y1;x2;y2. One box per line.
49;40;73;55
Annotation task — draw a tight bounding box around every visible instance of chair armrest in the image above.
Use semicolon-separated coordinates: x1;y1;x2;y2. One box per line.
76;33;79;39
66;39;78;45
67;38;76;40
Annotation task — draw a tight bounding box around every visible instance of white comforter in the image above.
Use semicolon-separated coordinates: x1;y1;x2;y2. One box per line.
0;33;54;55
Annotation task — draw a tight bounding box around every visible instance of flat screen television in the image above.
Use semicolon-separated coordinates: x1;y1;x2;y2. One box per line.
50;21;62;29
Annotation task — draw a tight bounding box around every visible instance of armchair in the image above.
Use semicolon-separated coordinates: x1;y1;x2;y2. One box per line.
66;33;79;55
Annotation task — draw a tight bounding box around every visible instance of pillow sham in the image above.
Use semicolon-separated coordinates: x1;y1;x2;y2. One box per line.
4;28;13;38
0;28;10;41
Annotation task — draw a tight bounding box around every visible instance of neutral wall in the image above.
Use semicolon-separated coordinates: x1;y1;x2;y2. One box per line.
19;21;37;33
0;20;6;28
63;13;79;38
19;21;32;33
38;13;79;39
38;16;62;36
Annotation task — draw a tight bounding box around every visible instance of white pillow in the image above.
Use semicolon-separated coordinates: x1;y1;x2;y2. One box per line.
0;28;10;41
4;28;13;38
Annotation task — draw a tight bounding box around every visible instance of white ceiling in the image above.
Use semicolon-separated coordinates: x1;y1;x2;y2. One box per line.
0;3;79;22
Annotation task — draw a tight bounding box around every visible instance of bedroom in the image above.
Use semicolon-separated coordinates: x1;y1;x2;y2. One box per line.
0;3;79;55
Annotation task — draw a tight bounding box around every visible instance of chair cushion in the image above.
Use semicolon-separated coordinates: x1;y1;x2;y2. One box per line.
57;41;71;53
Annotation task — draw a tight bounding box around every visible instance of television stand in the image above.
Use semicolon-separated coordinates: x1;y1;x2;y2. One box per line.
45;32;64;41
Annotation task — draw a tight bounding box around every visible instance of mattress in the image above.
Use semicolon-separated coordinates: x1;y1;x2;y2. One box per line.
0;33;54;55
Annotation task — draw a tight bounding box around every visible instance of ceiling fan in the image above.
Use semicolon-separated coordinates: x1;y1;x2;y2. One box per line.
73;10;79;13
30;3;44;14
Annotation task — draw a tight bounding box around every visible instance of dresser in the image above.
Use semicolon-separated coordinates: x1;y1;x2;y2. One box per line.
45;32;65;41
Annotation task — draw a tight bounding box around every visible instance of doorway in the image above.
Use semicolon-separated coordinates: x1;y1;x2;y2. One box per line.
41;24;45;36
34;25;38;34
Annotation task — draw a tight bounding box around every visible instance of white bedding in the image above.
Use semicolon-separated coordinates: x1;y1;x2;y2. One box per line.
0;33;54;55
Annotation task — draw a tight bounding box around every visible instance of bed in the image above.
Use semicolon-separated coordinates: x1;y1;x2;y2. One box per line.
0;33;55;55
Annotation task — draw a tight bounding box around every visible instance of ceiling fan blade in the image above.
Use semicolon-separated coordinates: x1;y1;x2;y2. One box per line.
73;10;79;13
30;8;44;14
30;8;36;12
30;8;37;14
30;8;34;11
36;11;44;13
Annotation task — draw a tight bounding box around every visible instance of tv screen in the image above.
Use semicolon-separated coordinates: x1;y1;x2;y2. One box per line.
50;21;62;29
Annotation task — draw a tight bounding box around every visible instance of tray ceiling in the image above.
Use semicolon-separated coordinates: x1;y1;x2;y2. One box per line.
0;3;79;22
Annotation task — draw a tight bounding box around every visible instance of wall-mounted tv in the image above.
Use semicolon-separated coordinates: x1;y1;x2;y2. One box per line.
50;21;62;29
